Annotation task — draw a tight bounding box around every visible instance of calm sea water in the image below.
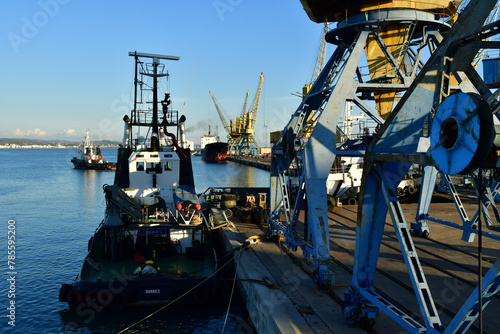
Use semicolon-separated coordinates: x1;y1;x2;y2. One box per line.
0;148;269;334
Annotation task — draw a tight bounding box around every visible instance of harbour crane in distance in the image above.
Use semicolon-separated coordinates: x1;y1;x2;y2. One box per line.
233;72;265;156
303;22;329;99
209;91;240;152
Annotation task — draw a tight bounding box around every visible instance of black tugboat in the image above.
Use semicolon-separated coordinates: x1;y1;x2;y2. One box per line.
71;129;116;170
59;52;227;309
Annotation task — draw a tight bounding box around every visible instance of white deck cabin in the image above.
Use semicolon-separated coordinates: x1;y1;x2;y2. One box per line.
124;145;180;211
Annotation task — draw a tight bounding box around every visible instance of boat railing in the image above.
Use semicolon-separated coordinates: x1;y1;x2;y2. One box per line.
133;109;179;127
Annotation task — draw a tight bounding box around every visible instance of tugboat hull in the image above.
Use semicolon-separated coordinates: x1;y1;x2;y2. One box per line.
71;158;116;170
59;268;227;309
60;52;230;311
59;218;227;309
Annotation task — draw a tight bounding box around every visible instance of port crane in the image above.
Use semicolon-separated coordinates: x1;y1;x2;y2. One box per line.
268;0;500;332
209;91;240;152
210;72;265;156
302;22;329;99
233;72;265;156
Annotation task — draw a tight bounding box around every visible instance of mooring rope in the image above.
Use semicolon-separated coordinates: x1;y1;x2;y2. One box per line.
221;245;245;333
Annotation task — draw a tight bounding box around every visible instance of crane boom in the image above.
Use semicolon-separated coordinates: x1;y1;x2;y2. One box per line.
303;22;329;98
209;91;232;134
248;72;265;129
240;90;250;118
311;22;328;85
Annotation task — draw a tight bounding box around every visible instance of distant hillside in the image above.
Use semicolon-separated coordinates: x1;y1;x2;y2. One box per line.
0;138;121;146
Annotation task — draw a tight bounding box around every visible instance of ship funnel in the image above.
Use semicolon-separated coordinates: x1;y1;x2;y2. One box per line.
122;115;131;147
179;115;187;149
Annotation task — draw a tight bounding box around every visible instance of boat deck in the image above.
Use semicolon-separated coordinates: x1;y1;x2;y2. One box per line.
82;254;215;282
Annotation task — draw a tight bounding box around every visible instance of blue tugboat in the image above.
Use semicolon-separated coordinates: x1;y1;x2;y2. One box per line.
59;52;225;309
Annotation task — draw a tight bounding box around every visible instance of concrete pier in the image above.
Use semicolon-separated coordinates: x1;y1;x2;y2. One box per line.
227;156;271;171
221;202;500;333
222;219;364;334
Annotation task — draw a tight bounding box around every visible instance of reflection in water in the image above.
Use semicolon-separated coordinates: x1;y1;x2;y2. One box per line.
78;170;110;215
192;156;269;191
228;161;268;187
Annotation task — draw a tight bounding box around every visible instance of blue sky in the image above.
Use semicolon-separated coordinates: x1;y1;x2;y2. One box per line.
0;0;327;146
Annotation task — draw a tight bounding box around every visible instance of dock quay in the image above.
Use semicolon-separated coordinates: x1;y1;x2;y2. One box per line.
227;156;271;171
222;201;500;333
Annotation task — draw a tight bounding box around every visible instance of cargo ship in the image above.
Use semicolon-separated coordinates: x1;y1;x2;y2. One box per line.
201;142;228;163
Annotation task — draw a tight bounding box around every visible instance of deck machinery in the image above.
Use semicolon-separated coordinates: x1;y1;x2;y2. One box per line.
268;0;500;332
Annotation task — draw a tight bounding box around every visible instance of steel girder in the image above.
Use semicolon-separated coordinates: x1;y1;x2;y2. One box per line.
233;135;259;156
269;11;449;285
348;0;500;332
413;171;500;242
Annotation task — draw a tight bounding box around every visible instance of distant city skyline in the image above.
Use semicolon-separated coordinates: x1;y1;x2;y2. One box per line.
0;1;328;146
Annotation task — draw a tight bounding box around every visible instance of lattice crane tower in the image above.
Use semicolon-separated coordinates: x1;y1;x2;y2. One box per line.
269;0;461;288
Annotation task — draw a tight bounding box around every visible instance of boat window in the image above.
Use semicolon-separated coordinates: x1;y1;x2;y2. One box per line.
164;154;172;158
164;161;172;171
136;162;144;171
146;162;162;173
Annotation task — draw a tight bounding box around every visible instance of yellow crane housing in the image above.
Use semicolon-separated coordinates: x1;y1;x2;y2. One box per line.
210;72;265;156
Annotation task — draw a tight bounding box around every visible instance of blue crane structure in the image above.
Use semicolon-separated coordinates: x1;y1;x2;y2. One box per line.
268;0;500;332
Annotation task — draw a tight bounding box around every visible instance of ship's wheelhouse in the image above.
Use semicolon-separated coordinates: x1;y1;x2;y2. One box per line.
125;150;180;210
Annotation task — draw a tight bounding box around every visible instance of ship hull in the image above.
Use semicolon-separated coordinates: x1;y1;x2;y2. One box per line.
60;276;228;309
201;142;228;163
59;217;227;309
71;158;116;170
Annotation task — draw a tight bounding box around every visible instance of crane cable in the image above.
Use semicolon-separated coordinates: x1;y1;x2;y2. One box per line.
181;61;196;116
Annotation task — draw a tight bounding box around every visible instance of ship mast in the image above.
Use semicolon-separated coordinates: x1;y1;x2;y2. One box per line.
128;52;180;150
